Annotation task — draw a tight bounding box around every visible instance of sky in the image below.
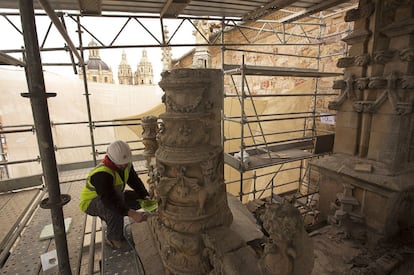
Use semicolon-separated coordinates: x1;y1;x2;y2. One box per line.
0;9;198;84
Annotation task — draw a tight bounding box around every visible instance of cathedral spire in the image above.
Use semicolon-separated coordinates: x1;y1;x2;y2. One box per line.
134;49;154;85
162;25;172;72
118;50;133;85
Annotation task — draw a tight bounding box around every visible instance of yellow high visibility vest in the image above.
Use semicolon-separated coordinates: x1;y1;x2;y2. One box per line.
79;163;130;212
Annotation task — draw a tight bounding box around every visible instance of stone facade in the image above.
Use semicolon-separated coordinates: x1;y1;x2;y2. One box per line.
118;50;133;85
79;40;114;84
134;49;154;85
312;0;414;240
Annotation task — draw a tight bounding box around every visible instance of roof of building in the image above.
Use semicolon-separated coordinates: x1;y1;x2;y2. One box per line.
86;58;110;71
0;1;357;22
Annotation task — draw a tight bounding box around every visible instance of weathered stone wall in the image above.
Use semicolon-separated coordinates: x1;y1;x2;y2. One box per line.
174;12;353;135
312;0;414;239
171;11;354;200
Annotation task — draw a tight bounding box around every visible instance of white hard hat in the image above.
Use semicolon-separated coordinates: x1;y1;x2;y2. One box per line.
107;140;132;165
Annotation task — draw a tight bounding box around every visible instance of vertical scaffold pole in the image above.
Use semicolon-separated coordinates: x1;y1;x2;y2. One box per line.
18;1;72;274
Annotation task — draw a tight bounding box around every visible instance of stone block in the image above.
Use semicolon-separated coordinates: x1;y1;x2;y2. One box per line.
315;171;344;221
363;191;391;234
370;113;402;135
334;127;358;155
227;194;264;243
367;130;398;163
335;110;360;129
354;163;373;172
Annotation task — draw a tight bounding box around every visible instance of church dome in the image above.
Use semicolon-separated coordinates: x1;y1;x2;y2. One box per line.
86;58;110;70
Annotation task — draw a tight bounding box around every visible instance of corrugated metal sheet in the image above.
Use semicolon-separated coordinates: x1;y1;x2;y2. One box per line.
0;0;355;20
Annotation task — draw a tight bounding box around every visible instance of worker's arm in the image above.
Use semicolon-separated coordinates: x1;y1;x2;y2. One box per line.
127;165;149;199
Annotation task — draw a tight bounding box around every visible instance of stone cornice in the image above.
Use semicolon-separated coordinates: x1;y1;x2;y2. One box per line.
381;18;414;38
344;2;375;22
342;29;372;45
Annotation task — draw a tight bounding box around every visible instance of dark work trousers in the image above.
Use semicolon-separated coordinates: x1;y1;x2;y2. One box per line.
85;190;141;241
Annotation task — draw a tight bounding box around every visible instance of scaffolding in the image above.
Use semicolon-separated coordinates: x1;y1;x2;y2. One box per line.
0;1;357;274
218;11;352;221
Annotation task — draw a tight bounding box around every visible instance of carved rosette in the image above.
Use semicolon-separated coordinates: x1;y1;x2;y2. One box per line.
153;69;233;274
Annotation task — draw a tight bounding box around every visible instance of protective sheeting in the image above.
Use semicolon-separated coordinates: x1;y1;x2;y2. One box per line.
0;67;162;177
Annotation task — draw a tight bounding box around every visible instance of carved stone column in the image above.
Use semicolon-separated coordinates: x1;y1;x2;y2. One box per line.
152;69;233;274
141;115;159;168
313;0;414;240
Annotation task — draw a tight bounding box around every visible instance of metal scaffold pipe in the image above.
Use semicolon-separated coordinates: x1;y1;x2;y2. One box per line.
18;0;71;274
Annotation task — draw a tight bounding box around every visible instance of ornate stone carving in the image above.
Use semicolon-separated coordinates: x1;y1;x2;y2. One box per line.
354;54;371;66
399;48;414;62
355;77;369;90
373;50;396;64
353;101;375;113
329;75;357;110
368;76;388;89
153;69;234;274
337;57;355;68
400;75;414;89
258;202;314;275
141;115;159;167
356;72;414;115
337;55;370;68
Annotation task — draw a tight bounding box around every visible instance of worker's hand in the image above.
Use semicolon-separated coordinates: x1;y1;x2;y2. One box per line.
128;209;147;223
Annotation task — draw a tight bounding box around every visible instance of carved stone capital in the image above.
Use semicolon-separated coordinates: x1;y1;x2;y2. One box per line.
342;29;372;45
368;77;388;89
373;50;396;64
354;54;371;66
353;101;375;113
355;78;369;91
394;102;413;115
400;75;414;89
337;57;355;68
332;80;346;90
336;54;370;68
399;48;414;62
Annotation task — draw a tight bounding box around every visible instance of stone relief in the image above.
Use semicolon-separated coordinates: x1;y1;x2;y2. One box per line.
145;69;317;275
257;202;314;275
373;49;396;64
151;69;234;274
337;54;370;67
399;48;414;62
330;72;413;115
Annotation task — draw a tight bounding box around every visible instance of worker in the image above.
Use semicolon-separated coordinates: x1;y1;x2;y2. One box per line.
79;140;149;250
